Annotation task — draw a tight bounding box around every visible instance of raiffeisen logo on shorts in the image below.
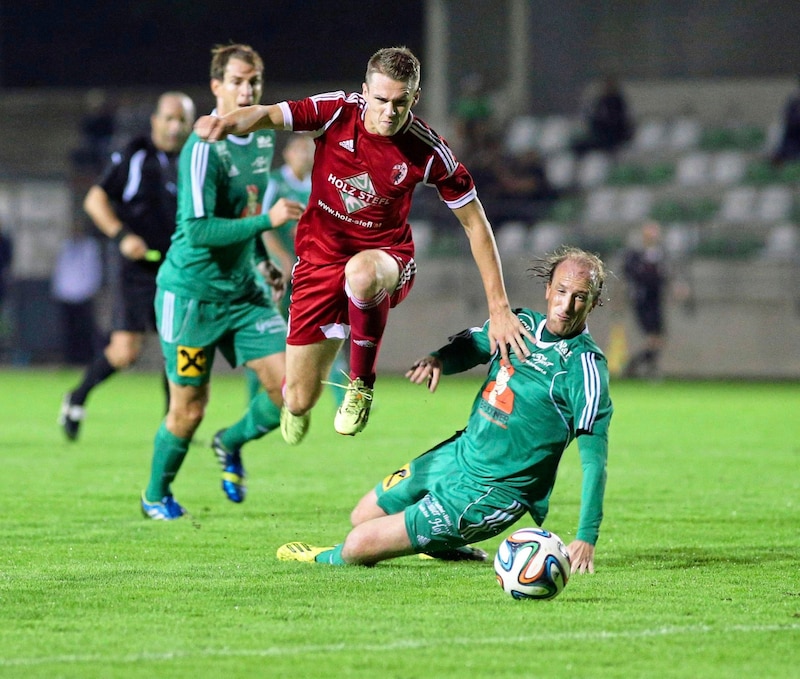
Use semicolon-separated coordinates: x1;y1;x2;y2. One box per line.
328;172;391;213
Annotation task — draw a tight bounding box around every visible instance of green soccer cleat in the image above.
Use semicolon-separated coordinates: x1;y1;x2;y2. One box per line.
280;405;310;446
333;377;373;436
276;542;332;563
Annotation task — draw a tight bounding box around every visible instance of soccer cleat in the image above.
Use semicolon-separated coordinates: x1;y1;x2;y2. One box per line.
140;492;186;520
333;377;373;436
276;541;331;563
419;545;489;562
280;405;310;446
58;392;85;441
212;430;246;503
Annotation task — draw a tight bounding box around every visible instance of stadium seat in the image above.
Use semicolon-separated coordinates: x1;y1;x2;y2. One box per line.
668;117;702;150
712;152;746;185
719;186;757;222
584;188;617;222
576;152;611;188
496;221;529;255
617;187;653;222
676;152;711;186
757;186;792;221
504;116;540;154
545;152;575;190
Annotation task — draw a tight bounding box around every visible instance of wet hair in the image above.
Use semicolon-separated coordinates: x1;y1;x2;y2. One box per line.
529;246;607;306
365;46;421;89
209;43;264;81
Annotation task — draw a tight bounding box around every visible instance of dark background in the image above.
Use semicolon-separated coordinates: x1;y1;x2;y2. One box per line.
0;1;424;88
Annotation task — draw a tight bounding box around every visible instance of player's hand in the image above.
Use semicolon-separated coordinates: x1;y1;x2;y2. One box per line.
566;539;595;574
488;307;532;364
257;260;286;304
119;233;149;260
405;355;443;393
194;114;230;142
268;198;304;228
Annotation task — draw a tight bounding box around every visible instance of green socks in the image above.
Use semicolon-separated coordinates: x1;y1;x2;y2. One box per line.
315;544;346;565
221;391;281;451
145;422;190;501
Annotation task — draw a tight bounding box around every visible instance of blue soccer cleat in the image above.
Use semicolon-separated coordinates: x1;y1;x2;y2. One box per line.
212;430;246;503
141;492;186;520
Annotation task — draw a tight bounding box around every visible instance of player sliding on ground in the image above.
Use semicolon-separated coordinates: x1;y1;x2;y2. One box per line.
276;247;612;575
194;46;531;445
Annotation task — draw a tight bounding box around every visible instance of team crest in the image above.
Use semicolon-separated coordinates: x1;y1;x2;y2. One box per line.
391;162;408;185
177;346;208;377
382;463;411;491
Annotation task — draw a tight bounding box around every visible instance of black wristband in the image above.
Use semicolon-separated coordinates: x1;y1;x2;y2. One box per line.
112;227;131;244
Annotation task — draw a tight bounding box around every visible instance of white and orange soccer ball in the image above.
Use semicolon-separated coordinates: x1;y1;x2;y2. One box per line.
494;528;571;600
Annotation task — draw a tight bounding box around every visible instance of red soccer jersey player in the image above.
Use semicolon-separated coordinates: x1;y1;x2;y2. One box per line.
194;46;531;446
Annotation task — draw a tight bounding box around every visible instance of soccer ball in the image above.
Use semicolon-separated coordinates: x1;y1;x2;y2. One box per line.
494;528;571;600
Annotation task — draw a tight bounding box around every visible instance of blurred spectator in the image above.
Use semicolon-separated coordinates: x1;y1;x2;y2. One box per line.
452;73;494;160
71;89;117;172
770;76;800;166
470;134;559;226
571;76;634;157
50;223;104;365
0;220;13;351
621;220;684;380
0;219;12;312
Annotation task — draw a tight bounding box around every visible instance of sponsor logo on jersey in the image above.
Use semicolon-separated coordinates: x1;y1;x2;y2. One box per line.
177;346;208;377
382;463;411;491
555;340;572;358
257;136;273;148
525;353;554;374
327;172;391;214
391;162;408;185
339;139;355;152
252;156;270;174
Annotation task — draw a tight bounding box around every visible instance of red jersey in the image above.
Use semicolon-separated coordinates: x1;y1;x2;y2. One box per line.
278;91;476;265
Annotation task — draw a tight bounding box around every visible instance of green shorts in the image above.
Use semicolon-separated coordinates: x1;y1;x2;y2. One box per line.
375;433;529;553
155;288;287;386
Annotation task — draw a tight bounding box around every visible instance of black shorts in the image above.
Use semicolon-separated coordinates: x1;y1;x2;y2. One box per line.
634;301;663;335
111;265;158;333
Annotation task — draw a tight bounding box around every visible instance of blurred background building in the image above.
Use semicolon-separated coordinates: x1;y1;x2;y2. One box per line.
1;0;798;377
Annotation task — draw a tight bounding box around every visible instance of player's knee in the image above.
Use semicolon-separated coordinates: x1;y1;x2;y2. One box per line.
344;257;379;298
341;529;375;565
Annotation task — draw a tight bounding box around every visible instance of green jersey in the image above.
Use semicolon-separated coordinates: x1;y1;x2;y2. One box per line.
261;163;312;261
433;308;612;544
157;129;277;302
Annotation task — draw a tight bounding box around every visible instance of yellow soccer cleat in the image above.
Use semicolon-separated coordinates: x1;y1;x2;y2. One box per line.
276;542;331;563
280;406;310;446
333;377;373;436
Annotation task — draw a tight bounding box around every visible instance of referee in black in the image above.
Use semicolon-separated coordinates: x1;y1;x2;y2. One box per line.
59;91;195;440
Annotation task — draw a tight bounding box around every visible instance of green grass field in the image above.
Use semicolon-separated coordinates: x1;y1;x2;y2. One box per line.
1;368;798;678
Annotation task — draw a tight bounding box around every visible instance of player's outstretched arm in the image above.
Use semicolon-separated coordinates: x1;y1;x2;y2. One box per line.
451;199;532;363
567;539;595;574
194;104;285;142
405;355;443;393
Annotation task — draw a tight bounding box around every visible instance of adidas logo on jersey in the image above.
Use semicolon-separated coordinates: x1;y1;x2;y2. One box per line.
339;139;355;153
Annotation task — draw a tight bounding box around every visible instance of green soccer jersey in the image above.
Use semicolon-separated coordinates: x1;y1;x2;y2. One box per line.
262;163;311;261
433;308;612;544
157;128;277;302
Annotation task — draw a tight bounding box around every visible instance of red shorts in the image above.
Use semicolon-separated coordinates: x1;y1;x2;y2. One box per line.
287;253;417;345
